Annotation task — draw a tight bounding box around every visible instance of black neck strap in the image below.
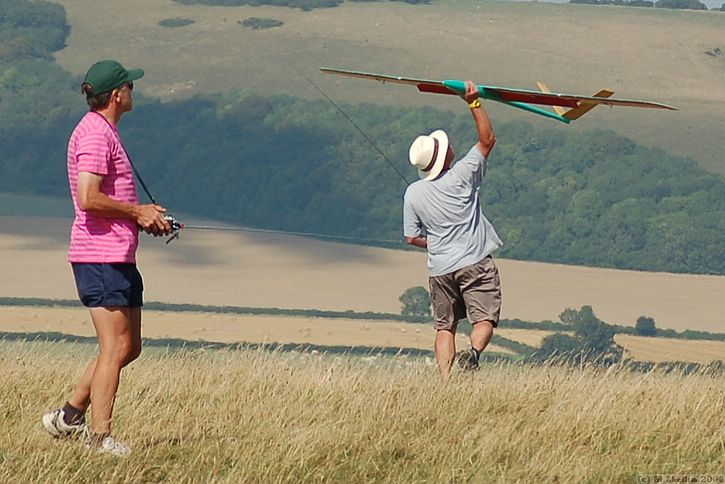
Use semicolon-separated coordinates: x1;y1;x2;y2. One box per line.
91;111;157;205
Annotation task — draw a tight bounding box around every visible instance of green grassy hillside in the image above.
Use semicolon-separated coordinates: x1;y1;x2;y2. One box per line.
3;0;723;275
53;0;725;175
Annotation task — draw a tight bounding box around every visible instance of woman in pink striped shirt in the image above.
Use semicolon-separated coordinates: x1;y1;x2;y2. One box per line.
42;60;171;456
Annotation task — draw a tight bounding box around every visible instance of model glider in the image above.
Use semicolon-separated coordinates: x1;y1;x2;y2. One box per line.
320;68;676;124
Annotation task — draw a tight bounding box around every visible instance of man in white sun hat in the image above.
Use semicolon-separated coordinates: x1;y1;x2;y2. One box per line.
403;80;502;379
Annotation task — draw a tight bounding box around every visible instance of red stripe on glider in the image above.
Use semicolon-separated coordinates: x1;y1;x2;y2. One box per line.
417;84;457;95
496;91;579;108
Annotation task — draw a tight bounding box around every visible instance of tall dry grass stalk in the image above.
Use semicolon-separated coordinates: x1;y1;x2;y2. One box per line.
1;341;723;483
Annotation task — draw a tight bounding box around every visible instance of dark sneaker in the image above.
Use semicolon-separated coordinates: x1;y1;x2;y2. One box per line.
42;408;87;438
458;348;480;371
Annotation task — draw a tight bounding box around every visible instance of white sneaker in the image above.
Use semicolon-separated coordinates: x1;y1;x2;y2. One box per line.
42;408;87;438
88;434;132;457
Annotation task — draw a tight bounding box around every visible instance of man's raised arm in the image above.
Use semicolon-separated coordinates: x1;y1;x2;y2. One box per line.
462;80;495;159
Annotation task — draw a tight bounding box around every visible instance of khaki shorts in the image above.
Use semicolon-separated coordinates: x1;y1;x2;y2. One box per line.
428;256;502;331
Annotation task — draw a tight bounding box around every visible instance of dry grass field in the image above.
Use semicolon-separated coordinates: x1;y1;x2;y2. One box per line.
496;328;557;347
1;341;723;482
0;306;514;355
5;305;723;363
615;334;725;364
496;329;725;363
4;3;724;478
2;215;724;334
52;0;725;175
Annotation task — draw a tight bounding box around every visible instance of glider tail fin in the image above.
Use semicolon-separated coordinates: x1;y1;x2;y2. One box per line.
536;82;568;117
538;82;615;121
562;89;615;120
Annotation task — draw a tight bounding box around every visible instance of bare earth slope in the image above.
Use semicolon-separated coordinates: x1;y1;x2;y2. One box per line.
1;216;723;332
52;0;725;175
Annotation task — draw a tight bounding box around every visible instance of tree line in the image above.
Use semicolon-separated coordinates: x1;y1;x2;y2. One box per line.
171;0;430;11
569;0;721;10
2;0;724;276
3;296;723;370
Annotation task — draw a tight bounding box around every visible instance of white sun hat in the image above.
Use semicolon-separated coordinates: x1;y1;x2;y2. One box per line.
408;129;449;181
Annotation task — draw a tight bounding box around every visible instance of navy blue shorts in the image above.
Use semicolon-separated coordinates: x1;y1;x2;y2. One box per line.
71;263;144;308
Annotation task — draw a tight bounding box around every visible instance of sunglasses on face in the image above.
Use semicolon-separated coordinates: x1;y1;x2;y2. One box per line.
127;81;134;91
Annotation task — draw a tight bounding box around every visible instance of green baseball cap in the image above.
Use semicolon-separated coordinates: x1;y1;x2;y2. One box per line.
82;60;144;96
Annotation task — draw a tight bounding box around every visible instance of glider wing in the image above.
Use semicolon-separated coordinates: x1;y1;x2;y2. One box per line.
320;68;676;123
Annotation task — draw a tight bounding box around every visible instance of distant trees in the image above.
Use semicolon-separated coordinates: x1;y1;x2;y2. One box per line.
158;18;195;27
172;0;343;11
0;0;80;197
0;0;70;60
569;306;621;359
399;287;431;319
635;316;657;336
655;0;706;8
537;333;580;358
4;85;725;274
570;0;707;8
239;17;284;29
3;1;725;277
534;306;623;364
558;308;581;326
570;0;653;5
172;0;430;8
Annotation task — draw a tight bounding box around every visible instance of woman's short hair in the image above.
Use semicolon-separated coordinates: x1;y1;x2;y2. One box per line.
81;82;112;110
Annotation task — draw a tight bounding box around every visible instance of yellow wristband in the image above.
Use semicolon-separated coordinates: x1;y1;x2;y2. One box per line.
468;99;481;109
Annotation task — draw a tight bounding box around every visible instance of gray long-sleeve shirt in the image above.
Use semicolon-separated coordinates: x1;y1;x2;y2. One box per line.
403;145;502;276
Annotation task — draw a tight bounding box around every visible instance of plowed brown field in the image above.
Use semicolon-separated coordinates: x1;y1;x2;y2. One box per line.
2;216;724;334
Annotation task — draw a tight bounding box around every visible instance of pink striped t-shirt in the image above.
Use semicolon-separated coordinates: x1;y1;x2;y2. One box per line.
67;112;139;263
